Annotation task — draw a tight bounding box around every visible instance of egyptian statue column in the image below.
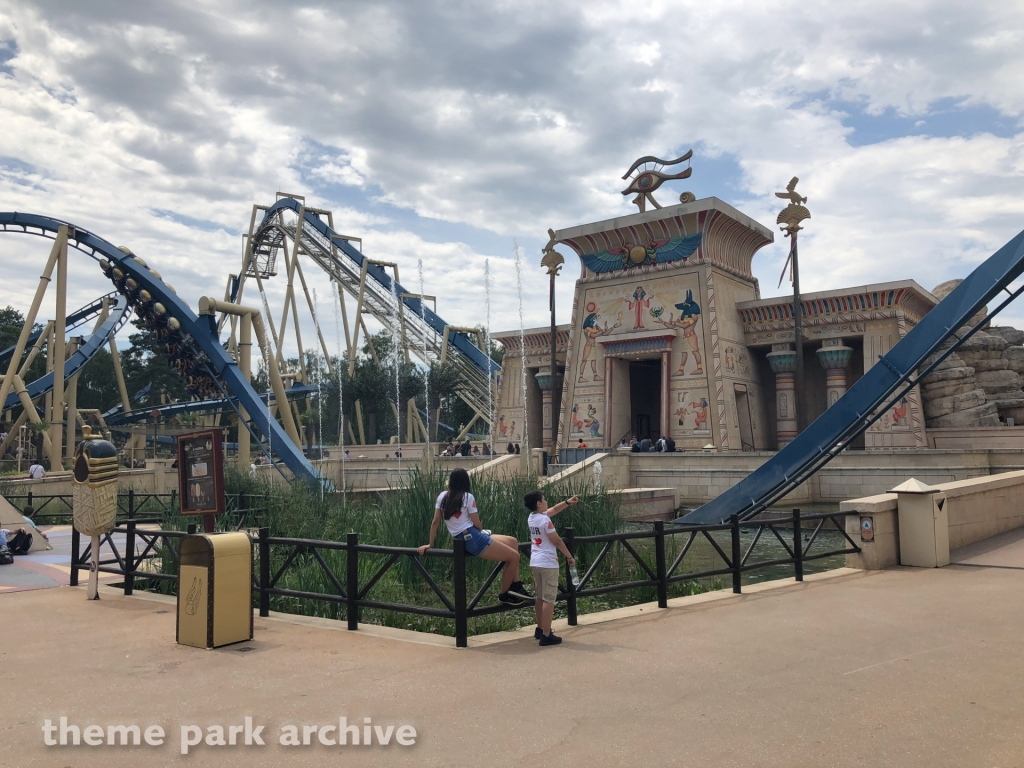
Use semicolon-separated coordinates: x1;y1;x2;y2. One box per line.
816;338;853;409
72;425;119;600
767;344;799;449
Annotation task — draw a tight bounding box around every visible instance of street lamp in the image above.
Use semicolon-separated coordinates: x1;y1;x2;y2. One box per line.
775;177;811;435
541;240;565;454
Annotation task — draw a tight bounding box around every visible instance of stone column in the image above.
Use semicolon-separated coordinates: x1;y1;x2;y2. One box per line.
767;344;798;449
660;350;671;440
535;373;554;449
816;339;853;409
604;356;613;448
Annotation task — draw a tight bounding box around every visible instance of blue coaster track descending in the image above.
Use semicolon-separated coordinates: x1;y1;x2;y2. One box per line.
681;226;1024;525
0;212;325;486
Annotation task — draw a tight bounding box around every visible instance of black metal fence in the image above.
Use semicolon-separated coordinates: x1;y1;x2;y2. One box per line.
9;489;264;527
69;507;860;648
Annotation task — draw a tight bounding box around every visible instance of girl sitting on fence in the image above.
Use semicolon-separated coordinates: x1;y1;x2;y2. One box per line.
417;468;532;606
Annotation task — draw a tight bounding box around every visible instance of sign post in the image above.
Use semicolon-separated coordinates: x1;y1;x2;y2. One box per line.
176;429;225;533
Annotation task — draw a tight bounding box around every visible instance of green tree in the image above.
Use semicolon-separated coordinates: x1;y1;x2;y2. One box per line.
0;305;46;388
120;317;190;407
425;361;463;442
75;346;121;412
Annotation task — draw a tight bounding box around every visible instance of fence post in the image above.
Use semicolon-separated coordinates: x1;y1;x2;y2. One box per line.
730;514;742;594
124;493;135;596
25;490;33;518
239;490;247;528
258;527;270;617
453;539;468;648
565;527;578;626
346;532;359;631
655;521;668;609
70;525;80;587
793;509;803;582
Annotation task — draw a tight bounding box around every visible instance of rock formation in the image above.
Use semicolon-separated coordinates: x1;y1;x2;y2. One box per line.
920;282;1024;428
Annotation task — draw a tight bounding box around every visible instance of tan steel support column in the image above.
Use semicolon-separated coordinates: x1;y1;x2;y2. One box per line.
354;399;366;445
18;320;52;379
0;409;28;458
13;374;52;455
49;225;68;470
237;313;252;468
293;257;335;376
64;337;80;464
198;298;302;449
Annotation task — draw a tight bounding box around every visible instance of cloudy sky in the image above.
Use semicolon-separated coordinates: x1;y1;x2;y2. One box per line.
2;0;1024;356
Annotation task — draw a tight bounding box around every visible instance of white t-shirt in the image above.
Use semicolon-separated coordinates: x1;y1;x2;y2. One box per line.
436;491;477;536
28;464;44;480
528;511;559;568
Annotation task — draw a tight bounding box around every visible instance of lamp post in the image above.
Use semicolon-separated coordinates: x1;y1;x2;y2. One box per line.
541;245;565;455
775;178;811;437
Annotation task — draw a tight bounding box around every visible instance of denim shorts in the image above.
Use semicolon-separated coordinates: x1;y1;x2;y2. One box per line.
454;527;493;556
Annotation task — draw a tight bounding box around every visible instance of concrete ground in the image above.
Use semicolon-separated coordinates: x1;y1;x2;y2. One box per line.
0;525;125;593
3;532;1024;768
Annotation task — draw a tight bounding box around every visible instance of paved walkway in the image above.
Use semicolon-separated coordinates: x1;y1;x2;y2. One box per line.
3;533;1024;767
0;525;126;593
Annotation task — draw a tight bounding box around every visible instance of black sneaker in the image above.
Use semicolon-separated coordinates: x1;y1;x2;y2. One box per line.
499;591;528;606
539;632;562;646
534;627;543;640
507;581;534;600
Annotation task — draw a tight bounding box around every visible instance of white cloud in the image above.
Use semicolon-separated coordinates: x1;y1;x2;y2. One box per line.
1;0;1024;337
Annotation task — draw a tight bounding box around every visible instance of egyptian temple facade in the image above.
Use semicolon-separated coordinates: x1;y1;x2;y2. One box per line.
493;196;948;454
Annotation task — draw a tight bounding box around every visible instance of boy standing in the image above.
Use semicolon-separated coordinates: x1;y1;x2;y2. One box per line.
524;490;579;646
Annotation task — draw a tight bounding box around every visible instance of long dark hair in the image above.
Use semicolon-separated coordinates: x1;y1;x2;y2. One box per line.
441;468;472;520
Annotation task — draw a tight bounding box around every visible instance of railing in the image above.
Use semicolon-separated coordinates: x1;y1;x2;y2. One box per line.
10;489;264;527
70;508;860;648
558;447;605;466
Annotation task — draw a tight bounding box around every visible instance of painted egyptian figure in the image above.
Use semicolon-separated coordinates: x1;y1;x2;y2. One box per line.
577;304;621;383
656;290;703;375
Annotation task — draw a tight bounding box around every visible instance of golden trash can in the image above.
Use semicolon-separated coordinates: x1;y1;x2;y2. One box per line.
177;532;254;649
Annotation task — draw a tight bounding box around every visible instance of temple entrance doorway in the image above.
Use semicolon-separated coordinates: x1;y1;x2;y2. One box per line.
735;384;755;451
629;359;661;442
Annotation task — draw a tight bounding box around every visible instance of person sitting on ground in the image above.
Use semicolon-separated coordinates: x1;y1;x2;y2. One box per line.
6;526;32;554
460;440;471;457
507;443;516;455
417;468;532;605
577;438;588;449
28;460;44;480
630;438;641;453
656;436;666;452
639;437;652;452
395;448;402;459
515;443;521;454
524;490;579;646
472;445;481;455
665;436;676;452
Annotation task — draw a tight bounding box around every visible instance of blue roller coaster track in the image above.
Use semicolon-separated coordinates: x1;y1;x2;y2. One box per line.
680;226;1024;525
0;292;131;412
0;212;325;486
